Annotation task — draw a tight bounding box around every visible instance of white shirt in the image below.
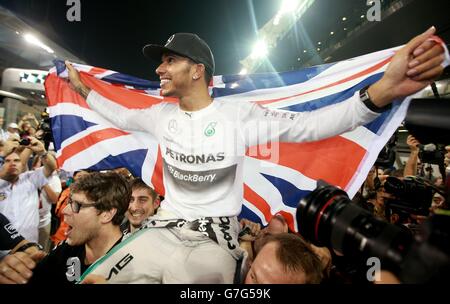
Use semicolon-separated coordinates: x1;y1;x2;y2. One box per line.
87;90;379;221
38;172;62;228
0;168;50;242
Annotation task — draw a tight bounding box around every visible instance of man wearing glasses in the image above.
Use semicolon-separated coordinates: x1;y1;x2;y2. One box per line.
0;171;131;284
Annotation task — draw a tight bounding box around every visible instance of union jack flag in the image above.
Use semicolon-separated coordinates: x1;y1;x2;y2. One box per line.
44;42;448;232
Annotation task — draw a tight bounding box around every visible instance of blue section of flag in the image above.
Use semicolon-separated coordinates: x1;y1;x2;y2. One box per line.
261;173;311;208
53;59;66;75
238;204;263;224
101;73;160;90
87;149;148;177
213;63;335;97
50;115;97;151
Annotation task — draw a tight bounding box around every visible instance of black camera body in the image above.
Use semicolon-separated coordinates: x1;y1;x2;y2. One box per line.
296;180;449;283
19;137;31;146
418;144;446;165
37;111;53;150
383;176;434;216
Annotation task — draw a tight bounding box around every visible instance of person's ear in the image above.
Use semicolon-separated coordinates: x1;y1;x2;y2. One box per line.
100;208;117;224
153;196;161;208
193;64;205;80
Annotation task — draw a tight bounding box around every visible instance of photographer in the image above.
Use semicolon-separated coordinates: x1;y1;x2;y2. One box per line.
34;111;53;151
0;137;57;245
18;113;39;139
296;180;450;283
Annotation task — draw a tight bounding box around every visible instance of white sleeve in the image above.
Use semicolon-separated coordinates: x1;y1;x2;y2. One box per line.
47;175;62;193
29;167;51;190
86;90;160;136
241;90;380;147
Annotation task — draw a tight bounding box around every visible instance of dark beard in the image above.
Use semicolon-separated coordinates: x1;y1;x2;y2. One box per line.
3;173;19;183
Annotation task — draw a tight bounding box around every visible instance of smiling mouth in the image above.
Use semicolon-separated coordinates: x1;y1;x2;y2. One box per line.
160;79;171;87
129;212;144;219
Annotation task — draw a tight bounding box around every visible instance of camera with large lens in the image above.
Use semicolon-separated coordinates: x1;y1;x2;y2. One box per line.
296;180;450;283
383;176;434;216
418;144;446;165
37;111;53;150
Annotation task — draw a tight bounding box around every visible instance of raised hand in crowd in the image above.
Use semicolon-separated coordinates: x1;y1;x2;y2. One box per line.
0;134;20;157
406;135;420;152
20;136;57;177
404;134;421;177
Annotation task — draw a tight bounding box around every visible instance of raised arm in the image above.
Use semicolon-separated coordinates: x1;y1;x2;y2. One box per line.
24;137;57;178
244;27;447;146
403;135;420;177
65;62;158;134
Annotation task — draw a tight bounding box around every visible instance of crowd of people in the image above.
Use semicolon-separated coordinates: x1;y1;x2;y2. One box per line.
0;27;448;284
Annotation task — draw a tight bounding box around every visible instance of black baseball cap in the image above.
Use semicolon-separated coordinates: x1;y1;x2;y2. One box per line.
143;33;215;76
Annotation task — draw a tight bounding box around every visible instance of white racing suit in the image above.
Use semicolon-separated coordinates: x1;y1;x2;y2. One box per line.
80;90;380;283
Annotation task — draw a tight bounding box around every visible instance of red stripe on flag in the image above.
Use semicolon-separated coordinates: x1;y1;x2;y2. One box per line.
244;185;296;230
89;66;108;75
246;136;365;188
243;184;273;224
277;210;296;233
57;128;129;166
80;73;178;109
151;146;165;197
45;73;90;108
254;57;392;105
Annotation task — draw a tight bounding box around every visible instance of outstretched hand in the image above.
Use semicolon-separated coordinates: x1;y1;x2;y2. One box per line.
369;26;446;107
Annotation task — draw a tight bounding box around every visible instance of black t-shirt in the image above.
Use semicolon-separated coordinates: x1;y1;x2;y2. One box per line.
28;237;123;285
28;241;89;285
0;213;25;251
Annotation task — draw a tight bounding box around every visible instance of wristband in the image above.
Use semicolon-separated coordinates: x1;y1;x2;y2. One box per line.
15;242;44;253
360;85;392;113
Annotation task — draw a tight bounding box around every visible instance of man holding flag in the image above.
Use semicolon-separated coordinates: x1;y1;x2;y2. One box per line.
61;27;446;284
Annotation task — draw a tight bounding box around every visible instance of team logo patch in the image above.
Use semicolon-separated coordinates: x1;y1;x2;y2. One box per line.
4;223;17;235
204;122;217;137
0;192;6;201
168;119;178;133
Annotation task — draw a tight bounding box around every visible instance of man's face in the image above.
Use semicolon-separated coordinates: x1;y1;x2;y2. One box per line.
431;193;445;212
155;53;196;97
7;127;19;134
62;192;102;246
245;242;306;284
2;153;22;179
126;188;158;229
